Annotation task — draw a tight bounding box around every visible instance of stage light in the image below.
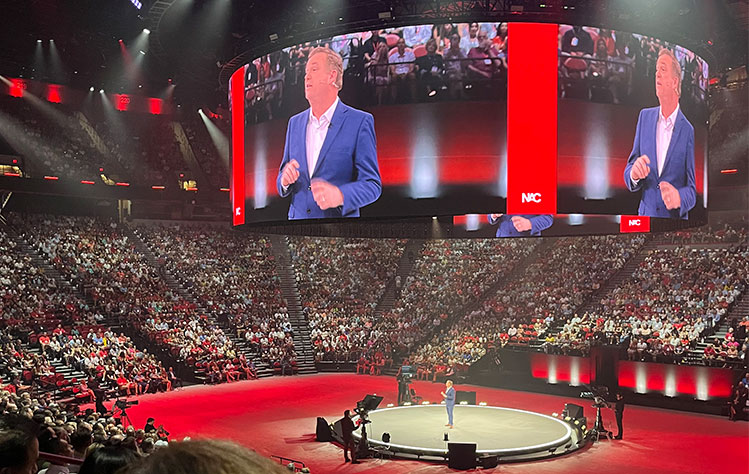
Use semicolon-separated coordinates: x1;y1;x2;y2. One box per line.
99;167;104;172
459;401;468;405
386;403;394;408
479;402;487;406
219;187;230;192
432;216;437;220
403;402;412;406
573;420;580;425
89;86;95;92
421;401;430;405
139;50;146;55
80;180;95;185
428;89;437;97
44;176;59;181
99;89;104;93
151;185;165;190
564;416;571;421
198;108;203;114
143;28;150;34
552;412;559;417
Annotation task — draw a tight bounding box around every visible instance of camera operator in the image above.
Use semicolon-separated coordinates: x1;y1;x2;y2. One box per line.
614;392;625;440
337;410;359;464
395;367;411;405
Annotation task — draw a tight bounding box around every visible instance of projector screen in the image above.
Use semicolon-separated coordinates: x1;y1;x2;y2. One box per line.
230;22;708;235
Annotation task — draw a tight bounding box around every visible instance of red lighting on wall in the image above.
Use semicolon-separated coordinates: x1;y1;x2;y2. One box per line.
148;98;163;115
10;79;26;98
115;182;130;187
115;94;131;111
80;180;95;185
3;172;21;177
186;187;198;191
720;169;738;174
151;185;165;190
47;84;62;103
44;176;59;180
220;187;230;192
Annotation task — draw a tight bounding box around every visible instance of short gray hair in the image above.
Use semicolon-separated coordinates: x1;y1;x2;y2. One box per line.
658;48;682;97
308;47;343;90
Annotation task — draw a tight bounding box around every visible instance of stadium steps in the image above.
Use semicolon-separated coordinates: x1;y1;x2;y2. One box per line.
269;234;318;375
538;235;657;346
372;239;425;320
10;230;77;294
123;226;277;379
686;288;749;365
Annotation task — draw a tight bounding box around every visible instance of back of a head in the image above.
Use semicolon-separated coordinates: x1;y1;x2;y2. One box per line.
121;439;288;474
78;445;140;474
0;414;40;473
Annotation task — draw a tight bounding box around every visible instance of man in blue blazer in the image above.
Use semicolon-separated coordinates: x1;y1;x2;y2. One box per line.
488;214;554;237
623;49;696;220
441;379;456;428
277;47;381;219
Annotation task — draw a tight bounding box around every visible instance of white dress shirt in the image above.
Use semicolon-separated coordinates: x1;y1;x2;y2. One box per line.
655;105;679;177
306;97;339;177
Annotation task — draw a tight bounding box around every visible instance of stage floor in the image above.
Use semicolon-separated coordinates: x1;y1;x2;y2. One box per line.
111;374;749;473
356;405;573;457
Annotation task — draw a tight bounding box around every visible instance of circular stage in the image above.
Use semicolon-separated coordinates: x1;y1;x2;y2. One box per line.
352;404;584;462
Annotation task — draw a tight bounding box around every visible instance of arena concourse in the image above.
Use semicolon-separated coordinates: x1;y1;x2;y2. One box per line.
0;1;747;473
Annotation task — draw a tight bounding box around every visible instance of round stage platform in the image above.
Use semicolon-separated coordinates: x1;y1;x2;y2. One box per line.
352;404;584;462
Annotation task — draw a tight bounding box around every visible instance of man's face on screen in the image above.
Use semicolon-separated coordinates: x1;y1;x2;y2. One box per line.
655;54;678;103
304;54;333;103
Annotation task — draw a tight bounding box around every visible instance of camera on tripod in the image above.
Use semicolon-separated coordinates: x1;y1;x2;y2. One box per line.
115;399;139;410
581;385;610;407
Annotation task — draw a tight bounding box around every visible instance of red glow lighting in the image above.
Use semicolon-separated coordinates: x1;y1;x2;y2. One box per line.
115;182;130;187
3;172;21;177
720;169;738;174
115;94;131;111
44;176;59;180
12;159;17;164
220;187;230;192
151;185;165;190
186;187;198;191
47;84;62;103
10;79;26;98
148;98;163;115
80;180;95;185
99;167;104;172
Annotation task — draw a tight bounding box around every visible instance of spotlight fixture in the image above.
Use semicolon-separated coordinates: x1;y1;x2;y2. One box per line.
89;86;95;92
143;28;150;34
479;402;487;406
99;89;104;93
37;39;42;43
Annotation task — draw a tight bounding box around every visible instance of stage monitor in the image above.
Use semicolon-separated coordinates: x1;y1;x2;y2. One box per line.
358;394;384;412
448;442;477;470
230;21;708;234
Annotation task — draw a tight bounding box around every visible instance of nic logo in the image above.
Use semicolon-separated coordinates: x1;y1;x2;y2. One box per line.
521;192;542;203
629;219;641;226
235;207;242;216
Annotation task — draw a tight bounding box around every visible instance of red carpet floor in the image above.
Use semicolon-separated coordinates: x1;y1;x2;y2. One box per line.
116;374;748;473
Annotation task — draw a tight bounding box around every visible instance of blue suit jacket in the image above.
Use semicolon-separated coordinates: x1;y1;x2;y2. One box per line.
445;386;455;406
488;214;554;237
623;106;696;219
276;101;382;219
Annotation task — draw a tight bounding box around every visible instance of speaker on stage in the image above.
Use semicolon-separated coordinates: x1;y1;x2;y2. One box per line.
455;390;477;405
448;442;477;470
564;403;584;420
316;417;333;442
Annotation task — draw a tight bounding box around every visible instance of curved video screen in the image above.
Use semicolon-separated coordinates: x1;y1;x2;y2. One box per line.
230;22;708;234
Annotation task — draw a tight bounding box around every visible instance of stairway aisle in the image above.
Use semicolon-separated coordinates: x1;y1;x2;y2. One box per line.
126;226;276;379
269;235;318;375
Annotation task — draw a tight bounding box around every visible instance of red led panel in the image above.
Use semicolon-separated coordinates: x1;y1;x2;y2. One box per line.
507;23;558;214
10;79;26;98
230;67;246;226
148;98;163;115
115;94;130;111
47;84;62;103
620;215;651;233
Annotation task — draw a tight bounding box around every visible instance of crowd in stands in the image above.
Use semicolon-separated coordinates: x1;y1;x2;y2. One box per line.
409;235;647;373
288;237;405;363
135;224;294;372
588;246;749;363
659;224;748;245
384;239;539;374
182;115;230;188
12;215;244;383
